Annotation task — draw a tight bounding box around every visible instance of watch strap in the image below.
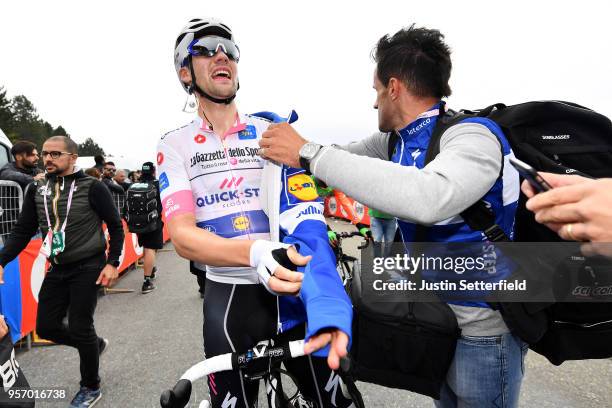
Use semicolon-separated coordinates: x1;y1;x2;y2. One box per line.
299;155;311;174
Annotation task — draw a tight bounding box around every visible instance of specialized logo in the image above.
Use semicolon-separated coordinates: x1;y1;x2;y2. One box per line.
296;205;323;218
159;172;170;192
238;124;257;140
410;148;422;164
157;152;164;165
287;174;318;201
194;134;207;144
222;392;237;408
196;188;260;207
324;371;350;406
232;215;250;232
219;177;244;189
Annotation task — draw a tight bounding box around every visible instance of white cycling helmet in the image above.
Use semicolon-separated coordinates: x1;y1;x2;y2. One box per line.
174;18;237;94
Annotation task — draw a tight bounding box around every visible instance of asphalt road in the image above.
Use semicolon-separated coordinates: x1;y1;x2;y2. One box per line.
16;219;612;407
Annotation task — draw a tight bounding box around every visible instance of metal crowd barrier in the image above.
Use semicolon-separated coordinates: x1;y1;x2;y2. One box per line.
111;191;126;218
0;180;24;245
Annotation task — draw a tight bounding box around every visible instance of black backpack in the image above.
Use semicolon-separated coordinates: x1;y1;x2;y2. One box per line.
411;101;612;365
126;181;160;234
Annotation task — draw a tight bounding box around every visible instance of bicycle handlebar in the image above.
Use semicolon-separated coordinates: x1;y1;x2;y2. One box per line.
160;340;305;408
336;231;371;250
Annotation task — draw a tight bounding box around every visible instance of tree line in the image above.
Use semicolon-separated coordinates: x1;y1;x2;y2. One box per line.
0;85;106;156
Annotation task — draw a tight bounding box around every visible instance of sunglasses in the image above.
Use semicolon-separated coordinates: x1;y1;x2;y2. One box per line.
188;36;240;62
41;151;74;159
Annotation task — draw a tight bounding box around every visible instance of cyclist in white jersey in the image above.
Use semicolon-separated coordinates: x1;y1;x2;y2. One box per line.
157;18;354;408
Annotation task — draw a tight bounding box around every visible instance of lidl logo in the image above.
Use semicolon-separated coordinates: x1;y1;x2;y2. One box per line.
287;174;318;201
238;125;257;140
194;134;207;144
232;215;250;232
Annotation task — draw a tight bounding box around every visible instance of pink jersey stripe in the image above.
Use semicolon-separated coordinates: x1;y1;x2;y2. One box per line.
162;190;195;220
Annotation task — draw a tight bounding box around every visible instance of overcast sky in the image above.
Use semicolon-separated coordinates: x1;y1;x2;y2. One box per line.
2;0;610;166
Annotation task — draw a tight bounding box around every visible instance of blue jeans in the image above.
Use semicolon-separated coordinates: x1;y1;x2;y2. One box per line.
434;333;528;408
370;217;397;258
369;217;397;243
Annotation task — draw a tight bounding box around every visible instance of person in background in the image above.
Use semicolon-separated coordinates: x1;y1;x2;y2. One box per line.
113;169;130;192
189;261;206;298
135;162;164;294
127;171;139;183
0;140;44;192
368;207;397;258
101;161;124;195
93;155;105;173
84;167;101;180
0;136;124;408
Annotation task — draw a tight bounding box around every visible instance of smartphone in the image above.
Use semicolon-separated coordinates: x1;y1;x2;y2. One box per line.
509;157;552;193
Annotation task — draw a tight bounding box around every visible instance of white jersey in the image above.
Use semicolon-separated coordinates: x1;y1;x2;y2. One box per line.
156;113;272;284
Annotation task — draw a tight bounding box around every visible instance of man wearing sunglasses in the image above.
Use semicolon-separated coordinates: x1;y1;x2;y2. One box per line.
157;18;354;408
0;136;125;408
101;161;124;195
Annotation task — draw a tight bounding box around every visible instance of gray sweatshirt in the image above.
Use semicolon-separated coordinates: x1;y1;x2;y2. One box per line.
311;122;510;336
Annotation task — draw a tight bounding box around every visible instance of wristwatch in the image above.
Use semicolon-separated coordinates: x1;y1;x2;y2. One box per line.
299;142;323;174
108;260;120;268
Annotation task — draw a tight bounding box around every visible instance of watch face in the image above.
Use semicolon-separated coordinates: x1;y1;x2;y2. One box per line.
302;143;320;159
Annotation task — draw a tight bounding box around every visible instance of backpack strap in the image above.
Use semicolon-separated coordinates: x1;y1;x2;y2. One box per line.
387;131;399;160
414;105;511;242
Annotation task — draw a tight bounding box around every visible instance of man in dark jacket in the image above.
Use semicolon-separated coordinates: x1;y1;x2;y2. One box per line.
100;161;125;195
0;136;124;408
0;140;44;192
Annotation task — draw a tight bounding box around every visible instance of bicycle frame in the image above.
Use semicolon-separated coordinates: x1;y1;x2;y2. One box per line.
334;231;369;287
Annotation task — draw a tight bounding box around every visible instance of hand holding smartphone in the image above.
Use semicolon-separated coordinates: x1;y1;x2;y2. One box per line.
509;157;553;193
